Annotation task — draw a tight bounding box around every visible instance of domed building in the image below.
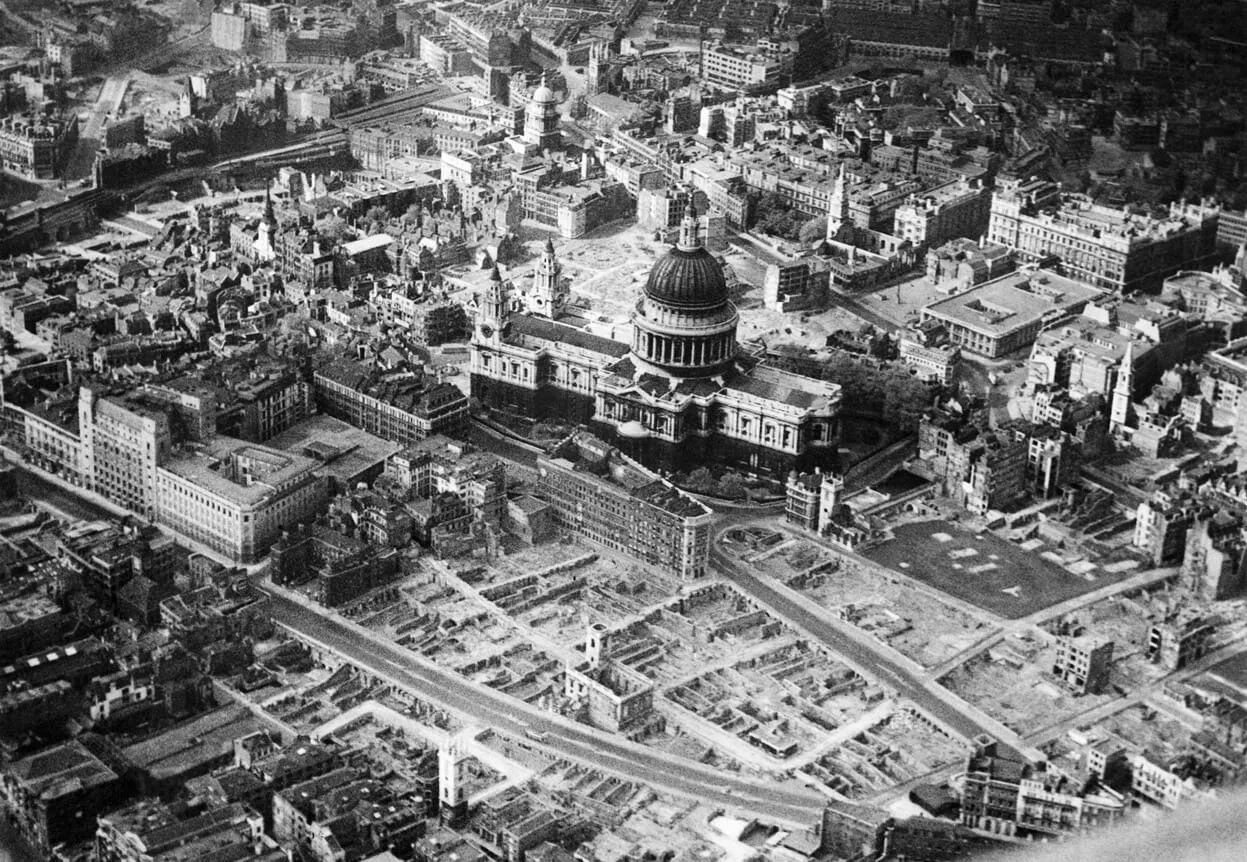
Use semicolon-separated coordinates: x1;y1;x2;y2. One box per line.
469;204;842;475
523;74;561;152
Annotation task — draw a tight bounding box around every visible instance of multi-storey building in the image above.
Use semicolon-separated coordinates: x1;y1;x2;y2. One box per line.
926;236;1015;293
920;268;1104;359
987;177;1220;292
523;77;561;151
1147;609;1217;670
384;435;507;524
535;432;713;580
1182;515;1247;602
892;179;991;248
1133;490;1197;566
976;0;1052;25
78;386;173;520
763;255;830;312
0;111;78;178
961;735;1125;838
313;354;469;445
1130;752;1214;810
700;41;790;91
1;740;123;856
1051;635;1114;695
920;413;1028;514
156;439;327;563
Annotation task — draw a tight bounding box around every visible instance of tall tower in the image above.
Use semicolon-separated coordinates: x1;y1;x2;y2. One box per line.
817;473;844;534
585;41;607;96
438;731;471;827
1110;341;1135;434
678;197;701;250
826;163;851;244
477;263;509;343
523;72;561;152
528;237;567;318
254;184;277;261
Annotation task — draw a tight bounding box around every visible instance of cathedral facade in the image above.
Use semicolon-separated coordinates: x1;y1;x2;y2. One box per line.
470;206;842;476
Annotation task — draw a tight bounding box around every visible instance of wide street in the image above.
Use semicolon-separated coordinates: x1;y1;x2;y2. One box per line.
263;586;828;826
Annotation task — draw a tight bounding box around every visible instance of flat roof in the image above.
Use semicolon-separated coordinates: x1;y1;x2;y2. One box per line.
10;739;118;798
922;268;1104;337
122;704;261;779
265;414;403;484
161;436;319;506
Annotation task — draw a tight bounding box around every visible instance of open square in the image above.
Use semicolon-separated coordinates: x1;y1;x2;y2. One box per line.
862;520;1136;619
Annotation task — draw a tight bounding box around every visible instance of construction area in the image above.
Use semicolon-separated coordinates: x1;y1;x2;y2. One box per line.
937;633;1121;736
749;532;999;669
665;641;878;762
454;540;691;653
352;570;564;706
797;708;964;800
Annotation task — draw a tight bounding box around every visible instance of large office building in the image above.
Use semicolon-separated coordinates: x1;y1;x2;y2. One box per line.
920;268;1105;358
987;177;1220;293
892;179;992;249
313;354;470;445
12;385;328;563
535;432;713;580
700;41;790;91
0;112;79;179
156;439;327;564
78;386;173;520
470;204;842;474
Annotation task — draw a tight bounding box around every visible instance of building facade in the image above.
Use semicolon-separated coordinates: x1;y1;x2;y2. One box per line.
535;433;712;580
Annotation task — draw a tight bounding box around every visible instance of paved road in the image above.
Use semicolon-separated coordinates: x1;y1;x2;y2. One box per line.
64;74;131;180
13;466;117;523
828;287;903;333
468;420;540;468
709;536;998;743
262;586;827;825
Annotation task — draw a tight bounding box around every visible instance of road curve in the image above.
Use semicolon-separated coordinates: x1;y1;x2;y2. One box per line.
262;586;827;826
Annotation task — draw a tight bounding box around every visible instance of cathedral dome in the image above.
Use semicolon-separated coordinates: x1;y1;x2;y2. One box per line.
644;245;728;310
530;80;558;105
630;200;738;377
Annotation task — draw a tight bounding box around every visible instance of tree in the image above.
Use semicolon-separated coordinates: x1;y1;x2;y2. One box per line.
364;205;389;231
319;215;350;244
798;216;828;246
753;192;805;240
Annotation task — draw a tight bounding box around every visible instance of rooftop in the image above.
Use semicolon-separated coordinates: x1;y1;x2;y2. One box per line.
122;704;261;779
161;436;320;507
8;739;118;799
923;268;1104;336
265;415;402;486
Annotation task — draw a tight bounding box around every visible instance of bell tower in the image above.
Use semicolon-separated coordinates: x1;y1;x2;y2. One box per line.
477;263;509;344
826;163;851;244
528;238;567;319
1110;341;1135;435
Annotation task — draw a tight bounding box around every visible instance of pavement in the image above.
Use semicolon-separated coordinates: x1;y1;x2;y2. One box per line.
261;580;828;827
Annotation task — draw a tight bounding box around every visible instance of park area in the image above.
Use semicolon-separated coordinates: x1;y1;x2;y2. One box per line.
862;520;1134;620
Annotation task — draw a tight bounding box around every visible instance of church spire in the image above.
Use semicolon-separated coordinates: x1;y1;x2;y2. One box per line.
1110;340;1135;435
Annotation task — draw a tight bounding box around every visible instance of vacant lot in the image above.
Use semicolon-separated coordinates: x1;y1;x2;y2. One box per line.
863;520;1132;619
